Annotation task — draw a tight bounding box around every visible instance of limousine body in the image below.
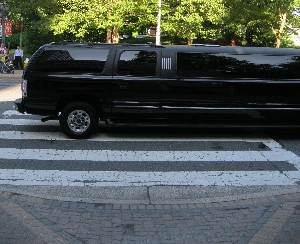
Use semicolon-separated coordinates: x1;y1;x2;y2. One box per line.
15;43;300;138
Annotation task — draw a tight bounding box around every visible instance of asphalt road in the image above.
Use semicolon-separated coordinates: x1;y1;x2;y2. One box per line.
2;75;300;244
0;78;300;203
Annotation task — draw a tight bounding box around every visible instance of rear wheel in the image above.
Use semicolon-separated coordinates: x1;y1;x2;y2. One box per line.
59;102;98;139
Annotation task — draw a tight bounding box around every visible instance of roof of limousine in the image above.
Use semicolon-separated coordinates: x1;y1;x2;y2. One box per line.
44;42;300;55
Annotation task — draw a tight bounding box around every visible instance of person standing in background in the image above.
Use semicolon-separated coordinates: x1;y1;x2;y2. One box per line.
0;43;8;55
0;43;8;62
14;45;23;69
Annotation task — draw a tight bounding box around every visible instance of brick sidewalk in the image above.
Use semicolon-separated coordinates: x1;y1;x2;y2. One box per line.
0;190;299;243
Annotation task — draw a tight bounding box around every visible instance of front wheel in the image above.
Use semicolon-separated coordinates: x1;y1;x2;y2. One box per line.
59;102;98;139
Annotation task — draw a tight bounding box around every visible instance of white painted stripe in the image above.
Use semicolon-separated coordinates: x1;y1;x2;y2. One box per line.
0;131;69;140
2;110;31;117
0;128;299;186
0;117;272;142
0;148;293;162
0;130;273;142
0;119;58;126
0;169;297;186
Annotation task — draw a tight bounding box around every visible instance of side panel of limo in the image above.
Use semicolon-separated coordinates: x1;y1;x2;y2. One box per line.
15;44;300;138
159;46;300;124
110;47;162;117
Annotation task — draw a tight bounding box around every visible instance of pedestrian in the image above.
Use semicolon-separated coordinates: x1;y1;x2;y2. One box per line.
0;43;8;55
14;45;23;69
0;43;8;62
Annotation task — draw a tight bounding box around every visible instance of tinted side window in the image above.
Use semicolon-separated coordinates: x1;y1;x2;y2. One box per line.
117;50;157;76
177;52;300;79
177;52;250;78
33;48;110;73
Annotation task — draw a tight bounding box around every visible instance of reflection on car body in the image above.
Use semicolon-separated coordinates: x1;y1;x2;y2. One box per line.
15;43;300;138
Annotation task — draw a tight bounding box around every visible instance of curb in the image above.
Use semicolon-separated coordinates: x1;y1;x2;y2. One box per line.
1;185;300;204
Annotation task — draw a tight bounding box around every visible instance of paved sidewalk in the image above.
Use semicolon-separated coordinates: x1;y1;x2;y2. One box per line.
0;69;23;79
0;188;299;243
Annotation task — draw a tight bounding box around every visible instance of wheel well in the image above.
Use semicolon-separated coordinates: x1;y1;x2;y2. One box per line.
57;96;102;116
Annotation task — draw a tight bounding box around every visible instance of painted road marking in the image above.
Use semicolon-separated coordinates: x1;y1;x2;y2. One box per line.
0;119;58;126
0;130;278;143
0;111;300;186
0;169;298;186
0;118;273;143
0;148;297;163
0;137;298;186
2;110;31;117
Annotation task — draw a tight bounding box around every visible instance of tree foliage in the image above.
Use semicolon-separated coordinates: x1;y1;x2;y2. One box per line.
51;0;141;42
162;0;225;44
4;0;300;53
5;0;63;52
50;0;225;45
224;0;300;47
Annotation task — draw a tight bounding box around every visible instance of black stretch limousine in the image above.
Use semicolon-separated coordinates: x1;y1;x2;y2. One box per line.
15;43;300;138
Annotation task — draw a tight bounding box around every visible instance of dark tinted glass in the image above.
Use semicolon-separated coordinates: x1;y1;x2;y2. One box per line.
33;48;109;73
117;50;157;76
177;52;300;79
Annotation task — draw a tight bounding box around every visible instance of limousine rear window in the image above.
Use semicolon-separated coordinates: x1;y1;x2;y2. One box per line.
32;48;110;73
177;52;232;78
117;50;157;76
177;52;300;79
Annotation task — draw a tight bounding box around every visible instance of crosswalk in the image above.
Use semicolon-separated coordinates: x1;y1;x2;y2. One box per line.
0;110;300;187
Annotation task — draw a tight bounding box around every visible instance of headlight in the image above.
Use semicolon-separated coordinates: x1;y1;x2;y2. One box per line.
22;79;27;97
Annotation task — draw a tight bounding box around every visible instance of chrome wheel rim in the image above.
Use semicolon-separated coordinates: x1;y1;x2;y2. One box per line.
67;110;90;133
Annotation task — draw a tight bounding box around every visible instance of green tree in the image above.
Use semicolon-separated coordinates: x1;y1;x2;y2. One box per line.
130;0;157;35
51;0;225;45
224;0;300;48
6;0;63;53
162;0;225;45
51;0;139;43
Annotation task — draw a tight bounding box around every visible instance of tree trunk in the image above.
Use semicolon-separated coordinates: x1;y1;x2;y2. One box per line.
275;35;281;49
106;27;119;43
112;26;119;43
187;39;193;45
275;11;287;48
231;32;236;46
106;28;112;43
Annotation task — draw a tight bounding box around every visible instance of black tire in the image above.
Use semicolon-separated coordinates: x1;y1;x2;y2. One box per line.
59;102;98;139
